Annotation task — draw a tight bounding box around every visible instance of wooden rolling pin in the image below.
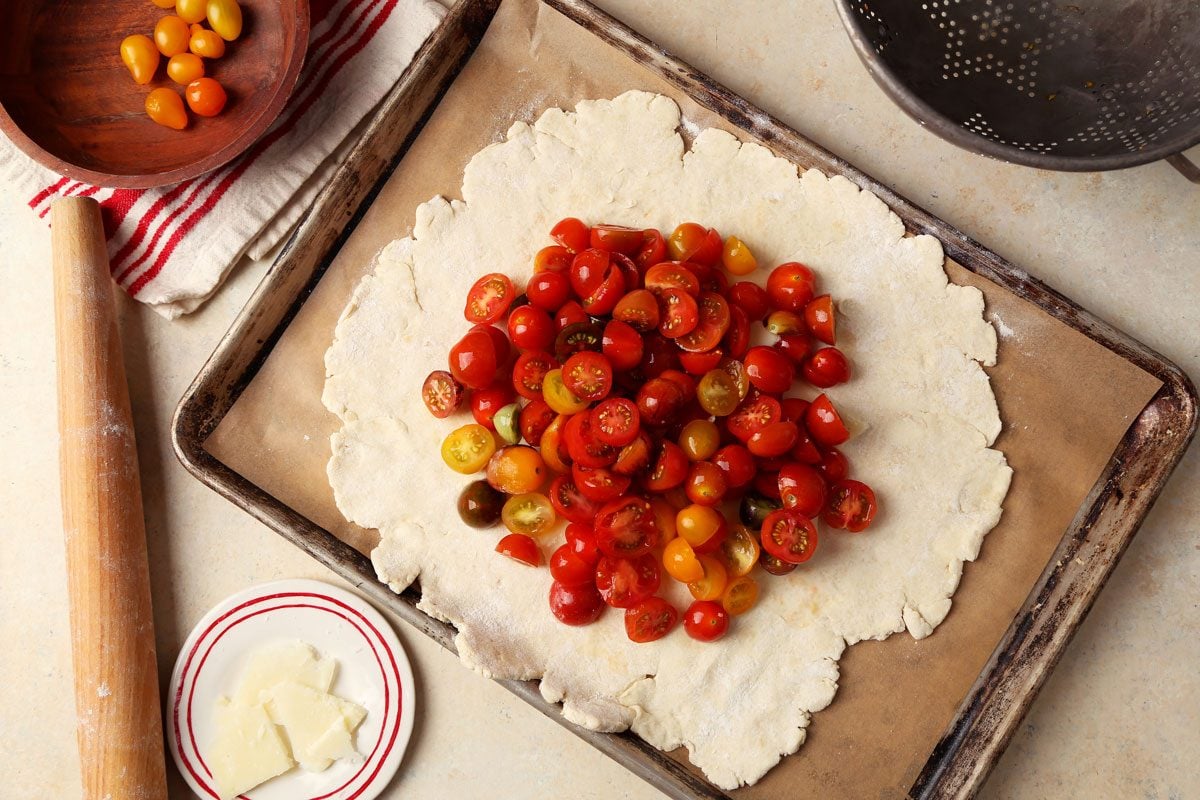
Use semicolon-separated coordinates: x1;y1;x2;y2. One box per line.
52;197;168;800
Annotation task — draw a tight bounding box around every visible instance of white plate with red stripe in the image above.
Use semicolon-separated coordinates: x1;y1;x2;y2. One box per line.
167;579;415;800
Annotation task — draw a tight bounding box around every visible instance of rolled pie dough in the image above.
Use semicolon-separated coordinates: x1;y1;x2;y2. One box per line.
322;91;1012;789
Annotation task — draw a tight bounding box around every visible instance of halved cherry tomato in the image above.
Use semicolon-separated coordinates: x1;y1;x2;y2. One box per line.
743;345;796;394
519;399;555;446
512;350;555;400
487;445;546;494
502;492;556;536
563;411;617;468
550;544;595;586
562;351;613;402
687;554;728;601
613;430;653;476
639;333;681;378
747;421;800;458
712;444;756;488
806;393;850;446
565;522;602;564
667;223;722;265
723;304;751;358
643;441;689;492
766;262;816;312
449;329;498;389
818;447;849;482
421;370;464;418
601;319;644;371
679;348;724;375
549;580;605;625
803;347;851;388
765;310;806;336
472;324;512;366
719;357;750;402
722;575;760;615
441;424;496;474
549;476;599;523
507;305;555;352
596;554;661;608
722;235;757;276
761;553;798;576
572;464;631;503
693;516;729;555
775;333;813;365
612;289;660;332
625;597;678;643
780;398;810;423
550;217;591;253
685;461;728;506
534;245;572;273
543;368;589;415
677;292;731;353
754;469;782;500
729;281;770;320
594;496;660;558
760;509;818;564
590;224;644;254
659;369;696;399
539;414;572;473
657;288;699;338
592;397;640;447
696;368;739;417
651;497;678;540
824;479;878;532
644;262;700;296
792;429;823;465
676;503;722;546
184;76;227;116
570;249;626;315
678;419;720;461
720;524;760;577
470;382;516;430
527;270;571;310
634;229;668;271
777;462;828;517
496;533;541;566
555;300;589;332
805;295;836;344
636;377;686;427
684;600;730;641
465;275;515;324
662;536;704;582
726;394;782;442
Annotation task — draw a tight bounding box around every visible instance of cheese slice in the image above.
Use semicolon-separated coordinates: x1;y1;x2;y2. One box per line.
265;681;367;771
209;698;294;800
233;640;336;707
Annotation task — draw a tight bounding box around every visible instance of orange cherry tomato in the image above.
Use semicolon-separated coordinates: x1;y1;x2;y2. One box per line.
207;0;244;41
120;35;160;85
144;88;188;130
539;414;572;474
650;497;678;541
676;504;722;546
687;554;728;601
152;0;178;8
189;27;227;58
185;77;227;117
176;0;208;24
154;15;191;56
721;575;760;616
485;445;546;495
167;52;205;84
662;536;704;582
678;419;720;461
719;524;760;577
721;235;758;276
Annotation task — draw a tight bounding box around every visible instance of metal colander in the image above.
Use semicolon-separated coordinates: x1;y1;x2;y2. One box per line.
835;0;1200;181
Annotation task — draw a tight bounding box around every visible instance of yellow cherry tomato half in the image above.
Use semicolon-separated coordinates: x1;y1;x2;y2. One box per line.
185;77;227;117
120;34;160;85
441;423;496;474
678;419;720;461
486;445;546;495
676;503;723;547
662;537;704;583
154;15;191;56
722;575;760;616
144;88;188;130
501;492;557;537
167;52;205;84
542;368;588;415
687;554;728;601
176;0;208;23
720;524;761;578
722;235;758;276
206;0;243;41
189;27;226;58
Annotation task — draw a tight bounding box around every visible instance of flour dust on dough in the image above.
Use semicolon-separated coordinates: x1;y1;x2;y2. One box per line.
323;91;1012;789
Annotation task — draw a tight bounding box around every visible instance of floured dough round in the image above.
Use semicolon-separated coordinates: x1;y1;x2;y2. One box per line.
323;91;1012;789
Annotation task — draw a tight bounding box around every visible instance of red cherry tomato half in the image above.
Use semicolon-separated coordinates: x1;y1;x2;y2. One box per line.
595;554;661;609
667;223;722;266
676;291;731;353
594;496;660;558
728;281;770;321
683;600;730;641
563;411;618;468
550;217;591;253
421;370;464;418
496;533;541;566
572;464;632;503
549;476;600;524
644;262;701;296
592;397;641;447
657;288;700;338
613;289;661;332
512;350;556;400
639;333;681;378
658;369;696;400
624;596;679;643
562;351;613;402
643;440;689;493
780;397;810;422
726;394;782;442
613;430;653;476
634;229;668;271
549;580;605;626
805;294;836;344
527;270;571;311
565;521;602;564
803;347;851;388
507;305;556;352
723;304;751;358
470;382;516;430
533;245;572;274
590;224;644;254
775;332;813;364
791;429;823;465
464;273;516;324
602;319;644;372
449;329;499;389
747;420;800;458
806;393;850;446
743;345;796;394
570;248;626;315
550;544;595;586
777;462;828;517
636;377;687;427
824;479;878;532
765;262;816;312
760;509;818;564
555;300;590;332
712;444;756;488
818;447;849;482
679;348;724;375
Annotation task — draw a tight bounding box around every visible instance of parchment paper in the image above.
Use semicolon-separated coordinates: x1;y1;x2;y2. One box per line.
206;0;1164;795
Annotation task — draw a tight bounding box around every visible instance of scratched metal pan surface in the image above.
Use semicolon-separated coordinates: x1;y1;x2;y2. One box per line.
171;0;1197;797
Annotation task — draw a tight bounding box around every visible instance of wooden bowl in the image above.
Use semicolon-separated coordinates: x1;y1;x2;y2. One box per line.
0;0;309;188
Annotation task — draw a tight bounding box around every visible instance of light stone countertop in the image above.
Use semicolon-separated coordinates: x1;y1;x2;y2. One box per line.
1;1;1197;798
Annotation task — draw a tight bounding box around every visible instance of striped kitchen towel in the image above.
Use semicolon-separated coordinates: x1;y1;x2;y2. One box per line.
0;0;444;318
